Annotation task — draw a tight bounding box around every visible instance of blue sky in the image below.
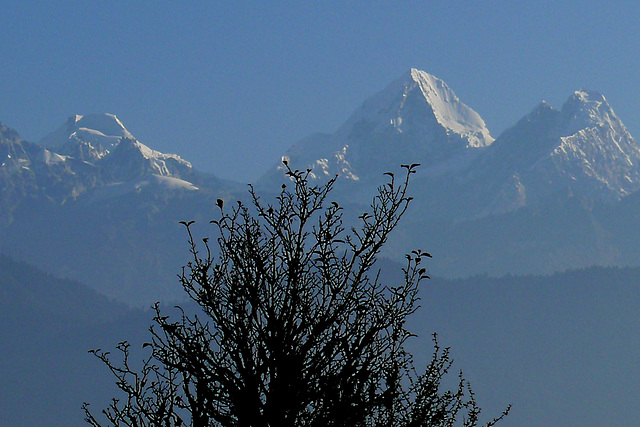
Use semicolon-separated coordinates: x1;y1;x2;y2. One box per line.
2;1;639;182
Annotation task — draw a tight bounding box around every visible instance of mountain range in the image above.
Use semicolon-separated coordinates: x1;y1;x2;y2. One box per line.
2;68;640;304
259;69;640;218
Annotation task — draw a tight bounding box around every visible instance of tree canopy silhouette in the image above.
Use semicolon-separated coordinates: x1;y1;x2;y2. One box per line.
84;164;509;426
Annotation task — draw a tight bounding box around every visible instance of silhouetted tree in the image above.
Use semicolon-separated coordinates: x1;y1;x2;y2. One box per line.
84;164;509;426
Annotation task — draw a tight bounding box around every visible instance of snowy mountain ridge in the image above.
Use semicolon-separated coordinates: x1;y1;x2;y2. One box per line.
5;70;640;218
472;88;640;215
41;113;133;161
40;113;192;171
258;72;640;220
4;68;640;303
0;112;209;224
261;68;494;188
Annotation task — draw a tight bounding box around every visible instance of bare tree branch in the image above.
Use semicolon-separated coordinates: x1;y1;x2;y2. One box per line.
85;163;509;426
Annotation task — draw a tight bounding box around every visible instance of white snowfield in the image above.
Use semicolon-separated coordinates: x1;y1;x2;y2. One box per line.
38;148;68;165
131;138;191;167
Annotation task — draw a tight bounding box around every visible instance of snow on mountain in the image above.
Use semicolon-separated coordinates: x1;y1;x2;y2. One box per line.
258;68;493;188
0;123;36;223
0;115;230;305
560;90;620;135
404;68;493;148
256;69;640;223
0;122;31;172
99;136;194;182
40;113;133;161
0;113;211;229
4;73;640;304
467;89;640;216
2;120;81;173
0;121;104;224
550;90;640;196
39;113;197;188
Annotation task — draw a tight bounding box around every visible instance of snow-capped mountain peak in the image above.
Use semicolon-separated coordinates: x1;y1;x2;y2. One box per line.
40;113;133;161
259;68;494;188
407;68;493;147
343;69;494;148
72;113;132;139
34;113;201;193
560;90;620;136
469;89;640;217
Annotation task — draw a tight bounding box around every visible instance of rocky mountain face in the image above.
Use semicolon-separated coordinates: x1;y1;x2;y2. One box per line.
3;69;640;304
1;113;205;211
0;121;101;224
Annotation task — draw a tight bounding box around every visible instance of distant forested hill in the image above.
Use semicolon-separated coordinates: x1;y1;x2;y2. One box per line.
3;256;640;426
0;255;150;426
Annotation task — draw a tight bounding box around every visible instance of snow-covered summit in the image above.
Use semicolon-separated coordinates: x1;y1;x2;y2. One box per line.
343;69;493;144
259;68;493;187
40;113;133;161
469;89;640;216
560;90;623;136
406;68;493;147
40;113;194;179
72;113;132;139
335;68;495;157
